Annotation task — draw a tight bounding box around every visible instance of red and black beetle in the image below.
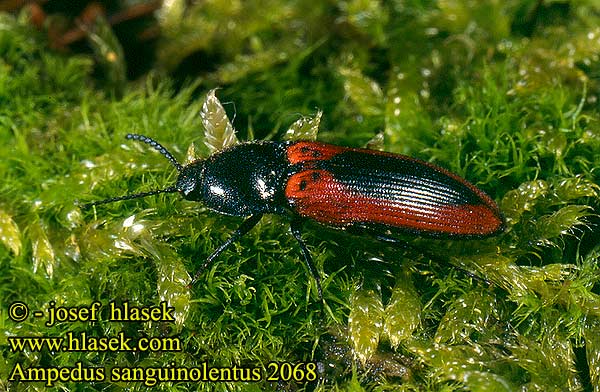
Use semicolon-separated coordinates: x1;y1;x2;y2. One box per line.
84;134;505;297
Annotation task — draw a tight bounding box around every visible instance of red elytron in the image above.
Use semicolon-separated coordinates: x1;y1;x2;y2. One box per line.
285;141;504;238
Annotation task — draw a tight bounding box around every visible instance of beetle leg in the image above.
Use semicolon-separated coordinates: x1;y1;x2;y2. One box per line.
290;218;323;300
189;214;263;287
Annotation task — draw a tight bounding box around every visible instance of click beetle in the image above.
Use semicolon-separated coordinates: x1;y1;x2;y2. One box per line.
83;134;505;297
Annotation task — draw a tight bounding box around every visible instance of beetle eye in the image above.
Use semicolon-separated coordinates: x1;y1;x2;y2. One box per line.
176;175;198;199
176;176;196;198
175;164;205;201
180;178;194;196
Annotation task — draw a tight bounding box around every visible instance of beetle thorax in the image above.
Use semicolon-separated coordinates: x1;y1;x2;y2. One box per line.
181;143;290;217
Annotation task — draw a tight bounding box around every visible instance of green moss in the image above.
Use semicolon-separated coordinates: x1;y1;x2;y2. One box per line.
2;1;600;390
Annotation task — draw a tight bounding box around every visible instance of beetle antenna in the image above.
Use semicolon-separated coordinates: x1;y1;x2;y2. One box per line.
80;134;184;209
79;186;178;209
126;133;183;172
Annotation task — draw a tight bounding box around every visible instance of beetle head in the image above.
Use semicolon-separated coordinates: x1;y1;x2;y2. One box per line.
176;163;205;202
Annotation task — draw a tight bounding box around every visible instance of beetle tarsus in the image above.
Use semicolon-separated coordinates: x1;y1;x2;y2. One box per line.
290;218;323;300
188;214;263;287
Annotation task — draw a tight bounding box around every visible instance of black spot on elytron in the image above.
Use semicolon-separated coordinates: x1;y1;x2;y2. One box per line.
299;180;307;191
299;146;322;158
311;171;321;181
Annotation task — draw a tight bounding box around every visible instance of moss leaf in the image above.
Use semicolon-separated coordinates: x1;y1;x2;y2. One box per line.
509;334;581;390
552;176;599;201
283;109;322;141
500;180;549;225
30;221;56;278
533;205;592;245
348;288;384;364
338;0;388;44
383;277;421;348
152;244;191;330
409;341;514;391
339;67;384;117
384;74;433;154
364;132;384;151
201;88;238;153
584;318;600;390
435;289;500;345
0;210;21;255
